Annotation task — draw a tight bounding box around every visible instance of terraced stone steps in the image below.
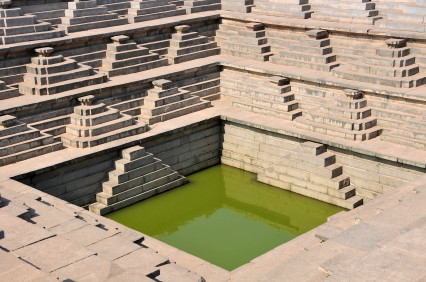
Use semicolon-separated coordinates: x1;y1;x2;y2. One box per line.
183;0;221;13
0;115;62;166
221;0;253;13
332;38;426;88
166;25;219;64
221;69;302;120
139;79;211;125
61;95;147;148
0;3;64;44
271;29;339;72
251;0;312;19
376;0;426;32
258;141;363;209
98;0;132;15
295;89;382;141
309;0;380;24
127;0;186;23
100;35;168;77
57;0;127;33
217;22;273;61
19;47;107;96
89;145;187;215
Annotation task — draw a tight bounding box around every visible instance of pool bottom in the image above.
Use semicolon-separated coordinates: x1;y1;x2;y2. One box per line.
106;164;344;271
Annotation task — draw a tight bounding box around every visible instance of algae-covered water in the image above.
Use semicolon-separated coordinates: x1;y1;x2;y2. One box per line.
107;164;344;271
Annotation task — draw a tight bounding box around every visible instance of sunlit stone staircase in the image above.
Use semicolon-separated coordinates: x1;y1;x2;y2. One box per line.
294;89;382;141
183;0;221;13
166;25;220;64
376;0;426;32
18;47;107;96
99;35;168;77
216;22;273;61
332;38;426;88
58;0;128;33
0;115;63;166
89;145;187;215
0;1;64;44
139;79;211;125
126;0;186;23
251;0;312;18
271;29;339;72
61;95;148;148
258;141;363;209
221;69;302;120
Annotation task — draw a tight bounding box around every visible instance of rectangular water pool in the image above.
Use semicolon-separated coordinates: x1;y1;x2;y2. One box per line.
107;164;344;271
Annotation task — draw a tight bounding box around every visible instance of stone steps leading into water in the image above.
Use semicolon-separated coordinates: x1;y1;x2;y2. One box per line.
89;146;187;215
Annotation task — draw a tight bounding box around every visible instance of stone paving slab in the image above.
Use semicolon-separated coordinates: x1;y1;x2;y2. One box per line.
61;224;119;247
0;213;55;251
86;234;141;261
14;236;95;272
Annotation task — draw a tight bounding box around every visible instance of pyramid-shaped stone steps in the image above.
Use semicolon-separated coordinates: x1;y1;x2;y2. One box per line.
89;146;187;215
111;96;145;116
61;95;147;148
251;0;312;19
98;0;132;15
99;35;168;77
19;47;107;96
375;0;426;32
166;25;220;64
217;22;273;62
221;0;253;13
58;0;127;33
183;0;221;13
309;0;380;25
138;79;211;125
138;39;170;56
127;0;186;23
257;141;363;209
271;29;339;72
180;77;220;101
0;115;63;166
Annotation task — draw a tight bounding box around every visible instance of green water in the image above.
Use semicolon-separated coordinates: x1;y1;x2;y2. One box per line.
107;164;344;271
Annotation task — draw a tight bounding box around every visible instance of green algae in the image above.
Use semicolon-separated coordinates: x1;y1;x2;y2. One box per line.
107;164;344;271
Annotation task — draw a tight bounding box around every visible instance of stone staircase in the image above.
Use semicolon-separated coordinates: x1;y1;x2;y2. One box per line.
251;0;312;18
221;68;302;120
126;0;186;23
20;2;68;27
177;71;220;101
98;0;132;15
61;95;148;148
309;0;381;25
19;47;107;96
333;38;426;88
58;0;128;33
216;21;273;61
271;29;339;72
375;0;426;33
183;0;220;13
258;141;363;210
0;1;64;45
295;89;382;141
0;115;63;166
166;25;220;64
89;145;187;215
99;35;168;77
139;79;211;125
57;43;108;69
221;0;253;13
381;114;426;150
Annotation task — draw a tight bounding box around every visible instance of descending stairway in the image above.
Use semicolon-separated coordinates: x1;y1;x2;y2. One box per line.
139;79;211;125
258;141;363;210
183;0;221;13
166;25;220;64
0;115;63;166
99;35;168;77
19;47;107;96
271;29;339;72
221;69;302;120
89;146;187;215
251;0;312;18
376;0;426;33
126;0;186;23
332;38;426;88
216;22;273;61
294;89;382;141
61;95;147;148
309;0;380;25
